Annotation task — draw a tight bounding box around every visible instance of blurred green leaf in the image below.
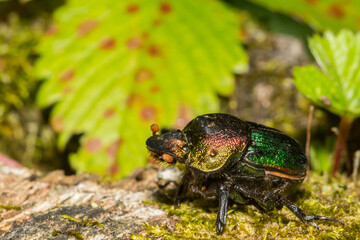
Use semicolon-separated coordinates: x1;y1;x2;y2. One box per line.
35;0;248;178
293;30;360;119
310;140;333;173
248;0;360;32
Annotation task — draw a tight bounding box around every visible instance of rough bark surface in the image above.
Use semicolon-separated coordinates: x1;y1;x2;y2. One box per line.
0;163;178;240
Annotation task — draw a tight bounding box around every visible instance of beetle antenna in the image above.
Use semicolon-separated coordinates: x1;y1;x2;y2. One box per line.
150;124;160;136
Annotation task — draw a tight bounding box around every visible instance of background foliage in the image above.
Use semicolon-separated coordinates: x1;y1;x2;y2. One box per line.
293;30;360;174
34;0;248;178
248;0;360;32
1;0;360;177
293;30;360;119
0;14;61;170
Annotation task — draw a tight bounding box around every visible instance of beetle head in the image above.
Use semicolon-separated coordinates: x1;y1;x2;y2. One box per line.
146;126;190;165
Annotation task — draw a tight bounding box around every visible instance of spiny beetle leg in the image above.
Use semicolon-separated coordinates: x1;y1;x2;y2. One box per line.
233;185;274;211
263;182;289;201
273;193;345;228
233;185;259;198
233;185;272;202
303;215;345;226
216;184;229;234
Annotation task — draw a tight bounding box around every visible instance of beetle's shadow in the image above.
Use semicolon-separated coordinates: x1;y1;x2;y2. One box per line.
153;182;219;211
154;181;178;205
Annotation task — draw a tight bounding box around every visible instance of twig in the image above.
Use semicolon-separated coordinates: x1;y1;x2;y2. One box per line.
352;150;360;182
332;117;352;176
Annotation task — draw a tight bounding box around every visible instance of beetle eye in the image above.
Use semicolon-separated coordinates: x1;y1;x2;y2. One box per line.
182;145;190;152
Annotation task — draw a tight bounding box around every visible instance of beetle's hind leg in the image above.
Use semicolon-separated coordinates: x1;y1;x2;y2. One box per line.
233;185;276;212
272;193;344;229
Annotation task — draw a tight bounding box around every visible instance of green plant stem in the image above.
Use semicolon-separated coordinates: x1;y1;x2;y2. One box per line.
305;105;314;174
332;116;352;176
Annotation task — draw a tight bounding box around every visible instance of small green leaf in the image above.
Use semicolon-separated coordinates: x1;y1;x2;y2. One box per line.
293;30;360;118
309;140;333;173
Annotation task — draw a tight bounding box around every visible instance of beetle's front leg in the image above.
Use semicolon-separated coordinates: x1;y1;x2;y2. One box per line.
272;193;344;228
216;184;229;234
174;169;190;209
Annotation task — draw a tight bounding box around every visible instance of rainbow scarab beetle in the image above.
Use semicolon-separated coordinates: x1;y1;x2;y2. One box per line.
146;113;344;234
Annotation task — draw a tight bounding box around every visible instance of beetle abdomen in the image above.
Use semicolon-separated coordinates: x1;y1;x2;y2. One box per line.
244;122;307;179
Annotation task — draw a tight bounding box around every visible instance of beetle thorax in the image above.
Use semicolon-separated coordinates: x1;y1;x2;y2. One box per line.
188;129;247;172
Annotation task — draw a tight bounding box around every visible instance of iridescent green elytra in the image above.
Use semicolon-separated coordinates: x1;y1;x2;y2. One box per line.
146;114;344;234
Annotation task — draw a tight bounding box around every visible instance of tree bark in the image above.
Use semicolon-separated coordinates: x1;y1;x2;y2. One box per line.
0;164;178;239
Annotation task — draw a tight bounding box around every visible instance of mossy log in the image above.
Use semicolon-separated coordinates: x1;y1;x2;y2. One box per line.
1;162;359;239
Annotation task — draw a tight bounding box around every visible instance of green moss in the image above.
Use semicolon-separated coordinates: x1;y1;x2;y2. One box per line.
138;174;360;239
61;215;104;227
52;214;104;239
52;230;84;240
0;204;22;210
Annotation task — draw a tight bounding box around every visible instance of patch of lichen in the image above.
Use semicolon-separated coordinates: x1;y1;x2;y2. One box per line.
138;174;360;239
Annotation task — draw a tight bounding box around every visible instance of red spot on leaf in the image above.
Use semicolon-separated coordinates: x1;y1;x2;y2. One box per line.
126;4;139;13
148;44;161;57
135;68;153;82
174;104;191;129
151;85;160;93
153;18;162;27
106;139;123;176
59;69;75;82
50;116;64;133
327;4;345;19
63;85;72;94
103;108;116;118
99;37;116;50
140;107;156;122
108;163;119;176
141;32;149;40
106;139;123;160
303;0;318;4
126;37;142;50
321;96;332;106
126;93;144;108
45;24;58;36
160;2;172;14
77;20;99;37
84;138;102;153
